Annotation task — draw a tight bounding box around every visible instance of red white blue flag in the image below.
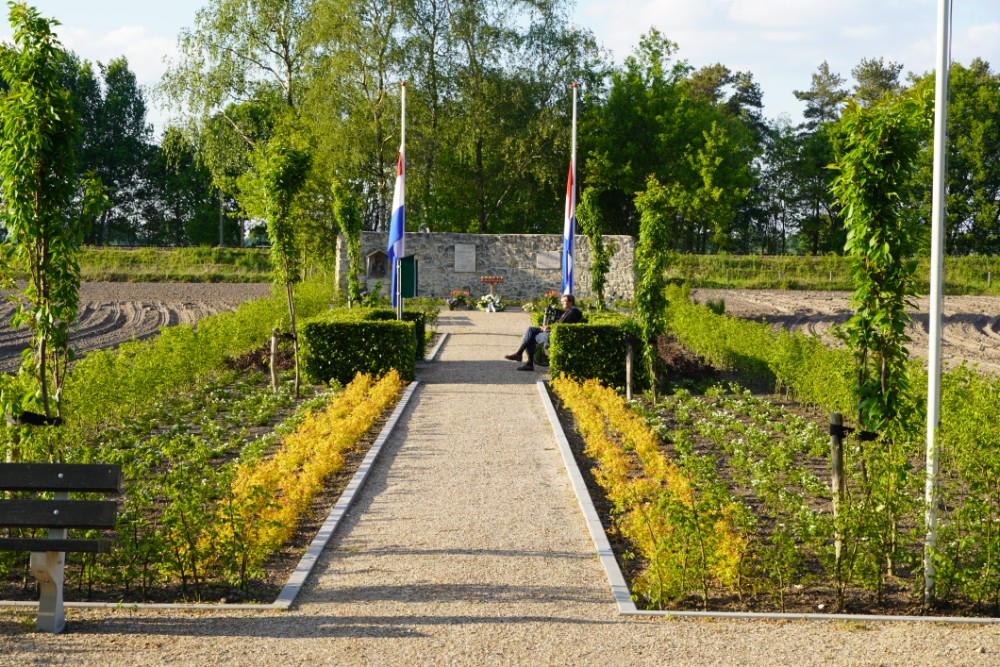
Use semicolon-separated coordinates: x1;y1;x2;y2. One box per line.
388;148;405;307
562;159;575;296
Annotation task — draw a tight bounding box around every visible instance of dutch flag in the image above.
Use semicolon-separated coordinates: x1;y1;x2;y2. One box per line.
388;148;405;307
562;159;575;296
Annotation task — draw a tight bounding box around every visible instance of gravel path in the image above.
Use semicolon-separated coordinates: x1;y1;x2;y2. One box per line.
2;310;1000;666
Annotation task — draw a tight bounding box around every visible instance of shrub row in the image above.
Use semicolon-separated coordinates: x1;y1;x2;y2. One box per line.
551;376;746;608
299;307;426;386
664;285;855;414
204;371;406;586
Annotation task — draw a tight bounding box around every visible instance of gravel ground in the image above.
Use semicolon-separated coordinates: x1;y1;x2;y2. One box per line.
2;309;1000;666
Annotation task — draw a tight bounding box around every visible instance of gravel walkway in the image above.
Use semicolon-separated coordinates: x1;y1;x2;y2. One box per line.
2;310;1000;666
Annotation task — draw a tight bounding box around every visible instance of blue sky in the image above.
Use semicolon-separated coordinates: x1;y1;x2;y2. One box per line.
0;1;997;134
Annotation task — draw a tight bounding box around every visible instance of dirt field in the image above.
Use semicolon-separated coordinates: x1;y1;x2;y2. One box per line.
0;282;272;373
693;288;1000;376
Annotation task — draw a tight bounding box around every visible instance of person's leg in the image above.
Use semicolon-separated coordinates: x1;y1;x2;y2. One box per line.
518;330;545;370
506;326;541;361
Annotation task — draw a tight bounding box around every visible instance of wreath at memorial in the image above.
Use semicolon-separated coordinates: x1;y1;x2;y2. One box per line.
477;293;506;312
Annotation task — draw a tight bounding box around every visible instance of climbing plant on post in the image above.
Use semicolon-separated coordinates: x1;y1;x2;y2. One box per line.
633;175;674;399
261;137;311;397
830;92;929;590
331;180;363;307
0;3;107;422
577;187;613;310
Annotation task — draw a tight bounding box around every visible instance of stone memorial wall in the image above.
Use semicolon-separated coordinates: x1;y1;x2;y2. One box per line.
336;231;635;304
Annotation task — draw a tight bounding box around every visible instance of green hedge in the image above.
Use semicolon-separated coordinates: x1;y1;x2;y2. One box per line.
549;313;648;390
364;309;427;360
300;318;416;385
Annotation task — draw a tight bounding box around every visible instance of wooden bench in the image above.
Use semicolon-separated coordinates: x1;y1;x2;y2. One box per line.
0;463;121;633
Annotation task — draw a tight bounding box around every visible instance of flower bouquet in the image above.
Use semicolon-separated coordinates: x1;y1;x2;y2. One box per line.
446;290;471;310
477;293;506;312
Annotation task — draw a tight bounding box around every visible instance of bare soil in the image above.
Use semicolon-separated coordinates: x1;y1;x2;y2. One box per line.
693;288;1000;375
0;282;272;372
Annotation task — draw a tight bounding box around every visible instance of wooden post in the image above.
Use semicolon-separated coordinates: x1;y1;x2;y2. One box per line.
625;340;634;401
270;329;279;391
830;413;845;569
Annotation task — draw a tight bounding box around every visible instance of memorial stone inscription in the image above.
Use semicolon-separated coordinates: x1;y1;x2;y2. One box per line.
454;244;476;273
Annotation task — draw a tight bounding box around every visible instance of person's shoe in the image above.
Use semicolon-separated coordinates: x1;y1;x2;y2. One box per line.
516;363;534;371
504;353;522;362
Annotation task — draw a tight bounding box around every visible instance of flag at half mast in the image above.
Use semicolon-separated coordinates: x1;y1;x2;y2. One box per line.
387;147;405;307
562;82;577;296
561;159;575;296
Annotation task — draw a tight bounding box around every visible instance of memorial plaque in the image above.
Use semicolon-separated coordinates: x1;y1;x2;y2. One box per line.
454;244;476;272
536;251;560;270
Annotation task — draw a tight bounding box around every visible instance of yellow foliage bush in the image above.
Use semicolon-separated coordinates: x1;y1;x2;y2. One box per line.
551;376;746;607
205;370;406;582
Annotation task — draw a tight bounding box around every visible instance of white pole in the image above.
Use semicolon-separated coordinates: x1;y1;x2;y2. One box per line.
924;0;952;605
398;81;406;320
571;82;577;183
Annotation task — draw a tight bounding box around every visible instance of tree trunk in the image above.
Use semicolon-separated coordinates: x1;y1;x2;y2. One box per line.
285;282;300;399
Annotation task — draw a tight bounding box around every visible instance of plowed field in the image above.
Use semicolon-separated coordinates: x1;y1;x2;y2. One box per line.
0;282;272;373
694;288;1000;375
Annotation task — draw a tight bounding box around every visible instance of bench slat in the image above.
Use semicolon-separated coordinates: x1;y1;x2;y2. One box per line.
0;499;118;529
0;538;111;553
0;463;121;492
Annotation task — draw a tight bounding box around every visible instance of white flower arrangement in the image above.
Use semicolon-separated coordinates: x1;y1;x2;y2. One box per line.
477;293;506;312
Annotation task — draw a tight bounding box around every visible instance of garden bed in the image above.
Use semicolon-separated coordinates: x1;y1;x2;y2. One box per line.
549;337;1000;618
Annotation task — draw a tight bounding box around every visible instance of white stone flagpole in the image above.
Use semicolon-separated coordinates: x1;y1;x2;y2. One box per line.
924;0;952;605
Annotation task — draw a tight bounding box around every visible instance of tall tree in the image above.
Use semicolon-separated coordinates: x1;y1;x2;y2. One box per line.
162;0;313;228
91;57;153;244
794;60;849;130
792;61;848;253
0;3;107;419
852;57;903;107
305;0;402;232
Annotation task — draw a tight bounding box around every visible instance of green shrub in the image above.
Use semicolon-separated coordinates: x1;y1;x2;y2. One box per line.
300;319;416;385
549;313;647;390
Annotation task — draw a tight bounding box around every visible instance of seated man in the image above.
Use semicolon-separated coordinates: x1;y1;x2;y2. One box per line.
505;293;583;371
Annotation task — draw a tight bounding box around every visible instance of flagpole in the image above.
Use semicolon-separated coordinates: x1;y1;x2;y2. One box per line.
388;82;406;318
562;83;578;296
398;81;406;319
924;0;951;605
572;81;577;189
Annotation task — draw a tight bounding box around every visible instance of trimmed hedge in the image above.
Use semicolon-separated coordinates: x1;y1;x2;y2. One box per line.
298;304;426;385
364;309;427;360
549;312;648;390
300;319;416;385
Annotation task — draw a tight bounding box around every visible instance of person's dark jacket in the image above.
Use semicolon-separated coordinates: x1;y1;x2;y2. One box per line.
555;306;583;325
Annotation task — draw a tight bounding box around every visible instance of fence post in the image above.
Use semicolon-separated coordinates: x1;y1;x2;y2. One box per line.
270;328;279;391
625;340;634;401
830;412;846;569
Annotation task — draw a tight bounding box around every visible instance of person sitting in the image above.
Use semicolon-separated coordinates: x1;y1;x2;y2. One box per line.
505;293;583;371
